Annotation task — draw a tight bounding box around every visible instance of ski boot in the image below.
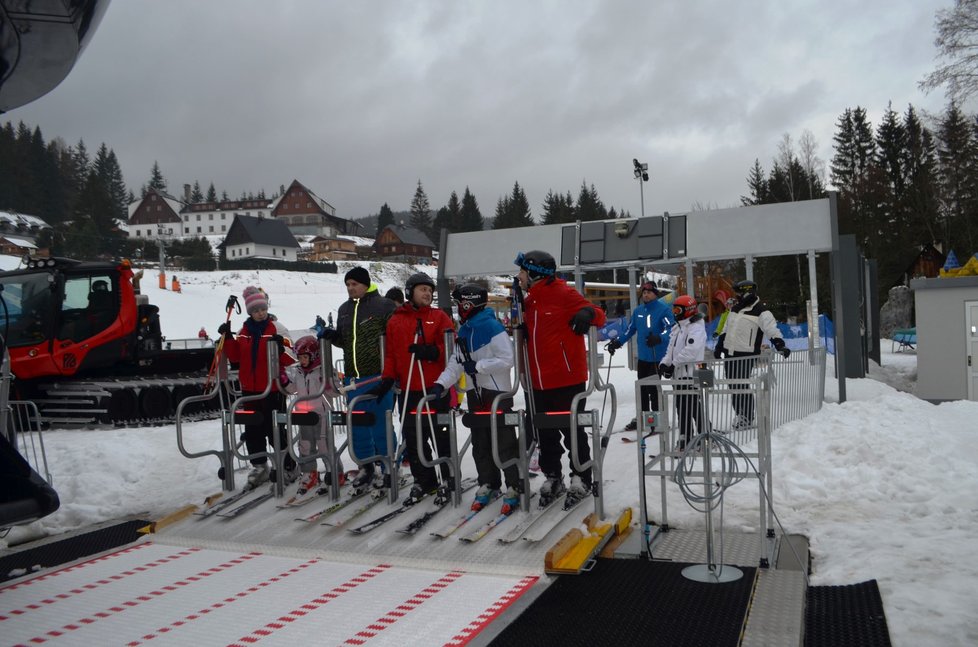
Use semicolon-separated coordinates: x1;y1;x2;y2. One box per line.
471;484;499;512
500;486;521;516
538;475;565;508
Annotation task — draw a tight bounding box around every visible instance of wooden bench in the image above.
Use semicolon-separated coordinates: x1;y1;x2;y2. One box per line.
892;327;916;352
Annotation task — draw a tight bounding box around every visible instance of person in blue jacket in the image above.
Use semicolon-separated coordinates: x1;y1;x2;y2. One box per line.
605;280;675;431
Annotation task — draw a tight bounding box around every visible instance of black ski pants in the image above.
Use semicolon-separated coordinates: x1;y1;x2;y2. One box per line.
401;389;451;491
240;390;295;471
636;359;661;413
467;389;520;491
531;383;592;486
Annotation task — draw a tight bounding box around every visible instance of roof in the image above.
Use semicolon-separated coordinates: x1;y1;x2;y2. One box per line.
224;214;300;248
0;210;50;230
280;179;361;230
0;235;38;248
379;224;435;248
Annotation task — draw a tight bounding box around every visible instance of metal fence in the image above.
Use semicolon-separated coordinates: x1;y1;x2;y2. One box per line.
5;400;52;485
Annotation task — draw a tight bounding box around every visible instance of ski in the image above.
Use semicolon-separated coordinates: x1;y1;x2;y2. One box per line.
395;478;479;535
459;493;536;543
496;493;567;544
195;485;267;518
348;493;433;535
520;493;588;543
322;488;395;528
277;485;334;509
431;490;502;539
217;490;275;518
298;476;409;524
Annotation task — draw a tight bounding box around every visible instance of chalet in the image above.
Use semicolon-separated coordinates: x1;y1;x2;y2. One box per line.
127;189;184;239
0;210;51;256
221;214;300;262
304;235;357;262
899;244;945;284
374;224;435;264
272;179;360;238
180;190;272;238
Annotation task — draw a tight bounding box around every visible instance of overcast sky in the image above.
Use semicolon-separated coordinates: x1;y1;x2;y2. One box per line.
6;0;959;222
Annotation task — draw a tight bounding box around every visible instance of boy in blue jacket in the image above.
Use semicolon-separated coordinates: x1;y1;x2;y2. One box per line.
605;281;675;431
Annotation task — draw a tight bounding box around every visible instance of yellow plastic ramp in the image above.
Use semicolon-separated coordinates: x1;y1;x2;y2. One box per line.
545;507;632;575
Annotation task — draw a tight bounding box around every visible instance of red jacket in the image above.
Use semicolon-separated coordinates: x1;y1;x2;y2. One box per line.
382;302;454;391
223;318;294;392
524;278;606;390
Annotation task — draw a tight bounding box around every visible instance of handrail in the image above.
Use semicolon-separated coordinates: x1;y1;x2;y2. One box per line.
490;324;533;512
175;349;237;490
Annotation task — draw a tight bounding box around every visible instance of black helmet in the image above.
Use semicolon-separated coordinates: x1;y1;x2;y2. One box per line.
514;250;556;281
733;280;757;296
452;283;488;321
405;273;436;301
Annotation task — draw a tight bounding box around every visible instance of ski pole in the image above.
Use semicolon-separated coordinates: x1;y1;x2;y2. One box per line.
205;295;240;392
395;319;423;438
456;337;482;407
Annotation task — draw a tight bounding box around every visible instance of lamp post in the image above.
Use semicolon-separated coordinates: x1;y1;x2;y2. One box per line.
633;158;649;218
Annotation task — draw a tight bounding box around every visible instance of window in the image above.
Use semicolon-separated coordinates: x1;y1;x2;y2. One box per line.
246;247;250;254
184;215;189;222
150;195;156;201
156;206;161;211
273;248;277;256
208;214;213;220
221;225;226;232
294;203;299;209
221;213;226;220
196;214;201;221
185;227;189;234
307;202;312;208
197;227;201;233
209;226;214;233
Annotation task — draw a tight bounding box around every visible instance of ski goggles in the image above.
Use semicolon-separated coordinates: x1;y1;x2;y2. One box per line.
513;252;555;276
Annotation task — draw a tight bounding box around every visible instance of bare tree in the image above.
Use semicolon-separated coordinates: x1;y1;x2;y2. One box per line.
798;129;826;199
920;0;978;103
776;133;796;201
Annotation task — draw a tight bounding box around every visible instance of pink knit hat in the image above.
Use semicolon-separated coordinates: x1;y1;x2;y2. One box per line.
243;286;269;315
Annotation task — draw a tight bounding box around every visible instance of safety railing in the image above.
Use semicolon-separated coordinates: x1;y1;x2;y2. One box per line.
6;400;51;485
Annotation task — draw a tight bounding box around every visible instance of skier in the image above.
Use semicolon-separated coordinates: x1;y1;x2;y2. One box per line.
282;335;344;496
514;250;606;507
713;280;790;430
321;266;396;491
369;273;455;505
604;280;674;430
218;285;297;488
657;295;707;450
431;283;521;515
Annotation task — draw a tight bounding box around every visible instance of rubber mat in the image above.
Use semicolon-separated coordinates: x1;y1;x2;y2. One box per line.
806;579;892;647
489;558;756;647
0;519;149;583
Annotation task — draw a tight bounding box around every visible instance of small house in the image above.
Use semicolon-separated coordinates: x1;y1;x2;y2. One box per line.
221;214;300;262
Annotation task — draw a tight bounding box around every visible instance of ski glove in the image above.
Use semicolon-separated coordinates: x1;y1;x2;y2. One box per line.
772;338;790;358
461;359;477;375
569;307;595;335
713;344;725;359
318;327;338;342
605;339;622;356
657;363;674;379
367;378;394;400
408;343;439;362
217;322;233;338
645;333;661;348
429;384;446;399
278;368;289;387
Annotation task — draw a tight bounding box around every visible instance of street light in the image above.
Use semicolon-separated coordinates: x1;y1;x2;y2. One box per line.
633;158;649;219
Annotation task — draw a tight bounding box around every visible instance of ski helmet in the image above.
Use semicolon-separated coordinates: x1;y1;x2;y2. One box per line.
405;273;436;302
452;283;488;321
733;280;757;297
293;335;321;369
672;295;698;321
514;250;556;281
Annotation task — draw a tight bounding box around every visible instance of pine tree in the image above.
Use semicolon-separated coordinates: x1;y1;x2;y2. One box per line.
206;182;217;202
190;181;204;203
575;181;607;221
459;187;483;232
409;180;432;239
376;202;395;237
935;102;978;253
902;105;941;244
491;195;510;230
146;161;167;195
741;159;768;205
445;190;462;232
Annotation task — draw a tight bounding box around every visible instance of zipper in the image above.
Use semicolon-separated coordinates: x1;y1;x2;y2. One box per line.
351;299;360;378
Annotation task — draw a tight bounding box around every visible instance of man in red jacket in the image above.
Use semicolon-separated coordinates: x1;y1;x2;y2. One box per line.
515;250;606;507
369;273;455;504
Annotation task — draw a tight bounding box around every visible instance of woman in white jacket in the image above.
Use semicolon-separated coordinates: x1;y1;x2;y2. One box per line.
658;295;707;450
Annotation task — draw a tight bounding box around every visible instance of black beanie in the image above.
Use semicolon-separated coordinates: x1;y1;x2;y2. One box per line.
344;266;371;287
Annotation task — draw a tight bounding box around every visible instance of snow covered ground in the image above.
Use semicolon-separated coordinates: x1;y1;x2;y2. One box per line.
3;265;977;646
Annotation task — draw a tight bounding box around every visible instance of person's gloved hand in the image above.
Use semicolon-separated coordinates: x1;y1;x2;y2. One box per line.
772;338;791;358
366;378;394;400
645;333;661;347
429;384;446;399
605;339;622;356
657;363;674;379
318;327;338;342
713;344;725;359
279;368;289;387
217;322;233;339
569;307;594;335
409;344;439;361
461;359;477;375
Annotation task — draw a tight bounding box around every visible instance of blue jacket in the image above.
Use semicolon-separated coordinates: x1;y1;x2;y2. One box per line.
617;298;674;363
